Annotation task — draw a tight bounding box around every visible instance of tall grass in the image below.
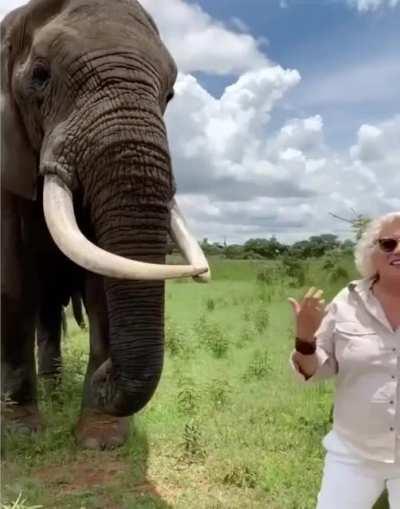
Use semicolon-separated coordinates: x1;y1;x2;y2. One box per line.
3;254;388;508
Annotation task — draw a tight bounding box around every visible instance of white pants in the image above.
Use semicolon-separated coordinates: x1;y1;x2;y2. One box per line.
317;450;400;509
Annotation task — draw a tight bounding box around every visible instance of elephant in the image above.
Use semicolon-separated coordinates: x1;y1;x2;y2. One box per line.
37;289;87;379
1;0;210;449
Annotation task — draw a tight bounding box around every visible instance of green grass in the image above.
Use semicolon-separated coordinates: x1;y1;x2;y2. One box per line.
1;256;389;508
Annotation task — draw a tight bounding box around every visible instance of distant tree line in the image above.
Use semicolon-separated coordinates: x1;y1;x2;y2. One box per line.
197;234;355;260
167;214;371;260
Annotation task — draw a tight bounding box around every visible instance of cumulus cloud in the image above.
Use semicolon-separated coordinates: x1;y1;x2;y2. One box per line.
1;0;398;243
352;0;399;11
140;0;268;74
165;68;305;202
1;0;268;75
166;70;399;243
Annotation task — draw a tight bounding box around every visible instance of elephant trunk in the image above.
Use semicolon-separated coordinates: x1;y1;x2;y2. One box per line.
80;108;174;415
91;198;169;416
41;91;209;416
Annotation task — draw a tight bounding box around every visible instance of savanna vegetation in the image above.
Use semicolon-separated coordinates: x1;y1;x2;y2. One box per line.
2;235;389;508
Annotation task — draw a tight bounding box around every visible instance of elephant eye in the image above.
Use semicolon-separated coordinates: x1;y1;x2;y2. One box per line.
31;62;51;89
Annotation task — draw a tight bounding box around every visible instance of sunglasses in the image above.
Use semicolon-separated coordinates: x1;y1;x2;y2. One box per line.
376;238;400;253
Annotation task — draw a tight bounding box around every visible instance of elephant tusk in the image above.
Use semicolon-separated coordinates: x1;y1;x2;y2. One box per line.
169;199;211;283
43;175;208;281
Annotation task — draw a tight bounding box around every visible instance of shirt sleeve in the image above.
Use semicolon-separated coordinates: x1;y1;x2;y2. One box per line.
289;302;338;383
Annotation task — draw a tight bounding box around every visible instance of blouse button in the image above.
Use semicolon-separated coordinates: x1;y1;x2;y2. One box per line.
390;427;395;431
390;401;395;405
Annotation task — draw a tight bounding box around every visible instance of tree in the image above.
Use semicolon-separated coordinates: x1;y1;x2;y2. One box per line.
330;211;371;240
243;237;287;259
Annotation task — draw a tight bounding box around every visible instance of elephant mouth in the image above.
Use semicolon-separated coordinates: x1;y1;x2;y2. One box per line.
42;174;210;282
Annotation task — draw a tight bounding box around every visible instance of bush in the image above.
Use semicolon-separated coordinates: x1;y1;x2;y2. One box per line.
182;419;205;459
165;321;190;357
222;461;259;488
194;317;229;359
282;257;307;287
165;322;194;358
253;307;269;334
243;349;272;381
207;379;232;408
205;298;216;312
256;263;286;286
329;265;349;284
177;376;200;416
235;326;256;349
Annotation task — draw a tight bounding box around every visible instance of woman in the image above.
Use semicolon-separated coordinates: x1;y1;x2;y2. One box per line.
289;212;400;509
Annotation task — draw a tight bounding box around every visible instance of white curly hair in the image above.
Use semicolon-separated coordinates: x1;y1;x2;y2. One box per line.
354;212;400;278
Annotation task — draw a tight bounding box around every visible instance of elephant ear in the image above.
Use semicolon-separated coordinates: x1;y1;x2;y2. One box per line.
1;8;37;200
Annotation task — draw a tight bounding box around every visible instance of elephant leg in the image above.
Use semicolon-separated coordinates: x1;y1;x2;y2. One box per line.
36;298;63;380
1;194;41;433
75;274;129;450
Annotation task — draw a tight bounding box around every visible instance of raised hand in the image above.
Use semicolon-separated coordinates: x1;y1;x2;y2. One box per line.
288;287;326;343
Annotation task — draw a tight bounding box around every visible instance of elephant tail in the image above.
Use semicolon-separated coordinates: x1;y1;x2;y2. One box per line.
61;309;68;339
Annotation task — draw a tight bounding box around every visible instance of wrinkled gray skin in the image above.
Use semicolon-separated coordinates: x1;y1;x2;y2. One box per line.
1;0;178;448
37;291;86;378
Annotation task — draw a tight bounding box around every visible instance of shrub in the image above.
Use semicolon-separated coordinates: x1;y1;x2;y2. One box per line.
165;321;190;357
235;326;256;349
282;257;307;287
194;318;229;359
182;419;205;459
329;265;349;284
222;461;259;488
207;378;232;408
205;298;216;312
257;287;272;304
253;307;269;334
243;349;272;381
177;376;200;416
321;256;335;270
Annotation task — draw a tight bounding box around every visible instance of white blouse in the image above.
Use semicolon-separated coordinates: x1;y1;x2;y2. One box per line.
291;278;400;463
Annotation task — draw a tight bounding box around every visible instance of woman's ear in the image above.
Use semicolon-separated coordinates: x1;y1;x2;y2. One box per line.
1;9;37;200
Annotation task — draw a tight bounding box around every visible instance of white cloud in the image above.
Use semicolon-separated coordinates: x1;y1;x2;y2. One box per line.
140;0;268;75
1;0;269;75
166;68;303;198
1;0;398;243
352;0;399;11
166;69;399;243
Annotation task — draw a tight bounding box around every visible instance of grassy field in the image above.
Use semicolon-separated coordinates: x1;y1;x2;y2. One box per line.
1;256;389;508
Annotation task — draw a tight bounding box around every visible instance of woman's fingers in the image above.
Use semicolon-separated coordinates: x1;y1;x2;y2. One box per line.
304;287;316;299
314;289;324;300
303;288;324;306
288;297;301;315
290;288;325;316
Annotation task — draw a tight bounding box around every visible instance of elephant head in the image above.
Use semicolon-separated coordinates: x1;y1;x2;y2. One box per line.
1;0;210;417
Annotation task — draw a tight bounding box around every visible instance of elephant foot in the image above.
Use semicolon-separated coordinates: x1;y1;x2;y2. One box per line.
75;409;130;450
1;402;43;433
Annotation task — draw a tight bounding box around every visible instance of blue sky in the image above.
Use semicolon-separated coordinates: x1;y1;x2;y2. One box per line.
192;0;400;149
2;0;399;242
